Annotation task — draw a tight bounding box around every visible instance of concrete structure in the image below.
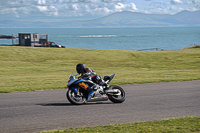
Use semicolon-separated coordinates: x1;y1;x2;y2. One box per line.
18;33;48;47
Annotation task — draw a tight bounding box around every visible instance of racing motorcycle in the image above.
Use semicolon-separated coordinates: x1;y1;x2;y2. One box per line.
66;73;125;105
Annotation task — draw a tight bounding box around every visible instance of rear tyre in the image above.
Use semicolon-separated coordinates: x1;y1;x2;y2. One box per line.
66;89;86;105
108;85;125;103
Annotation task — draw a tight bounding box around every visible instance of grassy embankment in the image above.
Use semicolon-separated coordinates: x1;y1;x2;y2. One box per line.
184;44;200;49
0;46;200;93
41;117;200;133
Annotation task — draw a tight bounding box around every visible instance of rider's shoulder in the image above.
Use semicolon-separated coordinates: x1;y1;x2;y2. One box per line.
86;67;92;72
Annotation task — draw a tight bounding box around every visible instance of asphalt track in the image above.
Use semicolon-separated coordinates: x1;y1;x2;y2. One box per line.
0;80;200;133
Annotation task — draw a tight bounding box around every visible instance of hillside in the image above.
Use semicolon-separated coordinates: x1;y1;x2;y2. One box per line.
0;46;200;92
0;10;200;28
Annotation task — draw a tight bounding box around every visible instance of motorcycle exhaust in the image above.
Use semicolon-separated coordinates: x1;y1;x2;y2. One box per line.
106;89;121;95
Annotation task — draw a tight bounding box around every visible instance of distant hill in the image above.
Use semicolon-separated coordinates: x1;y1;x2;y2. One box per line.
164;10;200;25
0;10;200;28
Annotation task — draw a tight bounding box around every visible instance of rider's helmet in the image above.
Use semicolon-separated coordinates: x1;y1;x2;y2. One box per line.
76;63;87;74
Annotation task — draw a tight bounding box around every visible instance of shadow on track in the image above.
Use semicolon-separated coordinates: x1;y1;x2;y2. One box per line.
37;101;113;106
37;103;74;106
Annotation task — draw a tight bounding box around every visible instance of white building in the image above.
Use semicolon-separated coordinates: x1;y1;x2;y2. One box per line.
18;33;48;47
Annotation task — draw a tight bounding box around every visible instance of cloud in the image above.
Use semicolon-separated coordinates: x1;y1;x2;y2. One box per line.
0;0;199;21
185;0;200;11
188;0;200;6
37;6;48;12
102;0;126;2
0;0;139;20
37;0;46;5
171;0;183;5
144;0;199;14
131;3;137;10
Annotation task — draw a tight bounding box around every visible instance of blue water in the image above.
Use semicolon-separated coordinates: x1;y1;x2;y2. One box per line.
0;27;200;50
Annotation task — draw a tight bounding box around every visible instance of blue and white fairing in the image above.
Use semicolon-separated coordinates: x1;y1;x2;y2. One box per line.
67;73;79;87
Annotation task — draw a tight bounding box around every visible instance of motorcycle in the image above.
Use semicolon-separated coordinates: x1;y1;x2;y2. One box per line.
66;73;125;105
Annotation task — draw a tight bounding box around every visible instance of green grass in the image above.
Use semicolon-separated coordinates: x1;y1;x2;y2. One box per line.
0;46;200;93
41;117;200;133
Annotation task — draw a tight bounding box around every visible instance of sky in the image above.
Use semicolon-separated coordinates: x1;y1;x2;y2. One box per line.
0;0;200;21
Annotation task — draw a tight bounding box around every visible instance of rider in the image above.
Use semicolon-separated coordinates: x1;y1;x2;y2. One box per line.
76;63;106;100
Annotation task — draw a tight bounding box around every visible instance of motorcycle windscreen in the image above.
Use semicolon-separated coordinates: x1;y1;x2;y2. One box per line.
104;74;115;82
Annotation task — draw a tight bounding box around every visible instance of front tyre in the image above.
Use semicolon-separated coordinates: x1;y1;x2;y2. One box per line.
108;85;125;103
66;89;86;105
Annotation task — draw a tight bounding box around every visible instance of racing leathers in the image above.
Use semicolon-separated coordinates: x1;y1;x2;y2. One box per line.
80;67;106;100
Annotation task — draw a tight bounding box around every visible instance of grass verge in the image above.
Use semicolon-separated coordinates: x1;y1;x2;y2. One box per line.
0;46;200;93
40;117;200;133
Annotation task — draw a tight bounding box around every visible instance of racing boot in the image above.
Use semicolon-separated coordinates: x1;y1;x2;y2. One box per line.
87;85;98;101
99;80;109;90
98;86;104;95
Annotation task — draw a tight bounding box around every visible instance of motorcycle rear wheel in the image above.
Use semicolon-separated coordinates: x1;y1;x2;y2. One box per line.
66;89;87;105
108;85;125;103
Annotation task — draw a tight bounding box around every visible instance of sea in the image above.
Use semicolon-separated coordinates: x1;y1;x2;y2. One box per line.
0;27;200;51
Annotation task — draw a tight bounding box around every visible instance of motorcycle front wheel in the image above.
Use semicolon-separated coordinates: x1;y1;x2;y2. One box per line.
108;85;125;103
66;89;87;105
